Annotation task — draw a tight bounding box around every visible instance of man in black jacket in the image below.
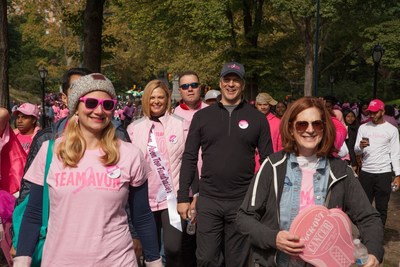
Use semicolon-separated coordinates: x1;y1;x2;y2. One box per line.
178;62;273;267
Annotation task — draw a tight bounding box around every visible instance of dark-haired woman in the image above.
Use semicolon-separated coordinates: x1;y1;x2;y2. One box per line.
343;108;360;173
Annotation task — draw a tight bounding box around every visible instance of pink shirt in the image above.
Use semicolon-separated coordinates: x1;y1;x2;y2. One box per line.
59;108;69;119
299;167;315;212
266;113;282;153
52;105;60;122
123;105;135;119
173;102;208;125
254;113;282;172
13;126;40;154
24;140;147;266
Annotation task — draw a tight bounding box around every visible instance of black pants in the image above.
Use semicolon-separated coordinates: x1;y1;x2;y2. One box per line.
181;222;197;267
358;171;392;225
153;209;192;267
196;196;249;267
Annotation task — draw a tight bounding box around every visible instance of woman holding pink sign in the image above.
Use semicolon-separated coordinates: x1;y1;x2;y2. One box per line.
237;97;383;267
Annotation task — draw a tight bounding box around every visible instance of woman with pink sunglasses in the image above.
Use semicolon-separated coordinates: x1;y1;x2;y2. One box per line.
14;74;162;267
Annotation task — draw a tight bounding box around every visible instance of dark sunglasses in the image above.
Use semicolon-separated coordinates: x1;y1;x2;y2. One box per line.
294;120;325;132
180;83;200;90
79;97;117;111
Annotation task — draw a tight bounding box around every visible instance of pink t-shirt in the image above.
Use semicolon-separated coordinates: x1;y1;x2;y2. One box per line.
299;167;316;212
14;127;40;154
52;105;60;122
59;108;69;119
15;133;33;154
24;140;147;266
266;112;283;153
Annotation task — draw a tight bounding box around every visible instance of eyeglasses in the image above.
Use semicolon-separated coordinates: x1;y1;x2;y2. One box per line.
79;97;117;111
180;83;200;90
294;120;325;132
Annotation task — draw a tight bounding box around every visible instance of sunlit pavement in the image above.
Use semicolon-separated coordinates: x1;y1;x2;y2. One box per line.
383;190;400;266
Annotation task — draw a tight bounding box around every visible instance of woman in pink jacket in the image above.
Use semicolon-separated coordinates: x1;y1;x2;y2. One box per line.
127;80;189;267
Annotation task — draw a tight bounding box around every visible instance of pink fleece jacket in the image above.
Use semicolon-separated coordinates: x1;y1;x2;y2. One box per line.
127;113;189;211
254;113;282;172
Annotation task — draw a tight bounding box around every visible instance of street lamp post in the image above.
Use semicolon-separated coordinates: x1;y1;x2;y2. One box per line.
372;44;384;99
38;66;48;128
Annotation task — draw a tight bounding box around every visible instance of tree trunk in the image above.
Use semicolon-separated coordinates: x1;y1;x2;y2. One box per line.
242;0;264;100
83;0;105;73
303;18;313;97
0;0;9;109
225;4;237;49
304;48;313;97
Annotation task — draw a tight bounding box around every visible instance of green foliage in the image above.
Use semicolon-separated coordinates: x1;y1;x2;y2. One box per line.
5;0;400;103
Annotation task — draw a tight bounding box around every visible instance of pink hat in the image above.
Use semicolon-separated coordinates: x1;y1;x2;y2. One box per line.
367;99;385;112
13;103;39;119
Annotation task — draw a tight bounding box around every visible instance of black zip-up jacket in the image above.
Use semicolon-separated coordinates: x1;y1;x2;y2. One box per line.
236;151;384;267
178;99;273;202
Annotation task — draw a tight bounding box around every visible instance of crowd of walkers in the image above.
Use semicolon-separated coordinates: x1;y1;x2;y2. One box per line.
0;62;399;267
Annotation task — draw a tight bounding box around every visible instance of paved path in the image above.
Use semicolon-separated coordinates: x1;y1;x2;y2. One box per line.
383;190;400;266
1;192;400;266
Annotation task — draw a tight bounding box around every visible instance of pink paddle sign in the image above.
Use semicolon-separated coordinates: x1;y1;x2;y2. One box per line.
289;205;354;267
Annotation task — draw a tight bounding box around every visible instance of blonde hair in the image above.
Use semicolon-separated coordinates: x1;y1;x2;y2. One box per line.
56;115;120;168
141;80;171;117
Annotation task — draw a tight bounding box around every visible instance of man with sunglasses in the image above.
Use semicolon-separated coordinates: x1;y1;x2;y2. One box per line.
173;71;207;267
178;62;273;267
354;98;400;226
174;71;208;122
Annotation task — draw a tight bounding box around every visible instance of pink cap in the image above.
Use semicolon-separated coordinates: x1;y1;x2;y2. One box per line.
367;99;385;112
13;103;39;119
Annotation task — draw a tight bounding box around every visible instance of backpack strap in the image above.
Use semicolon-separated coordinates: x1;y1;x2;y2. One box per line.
42;139;54;227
